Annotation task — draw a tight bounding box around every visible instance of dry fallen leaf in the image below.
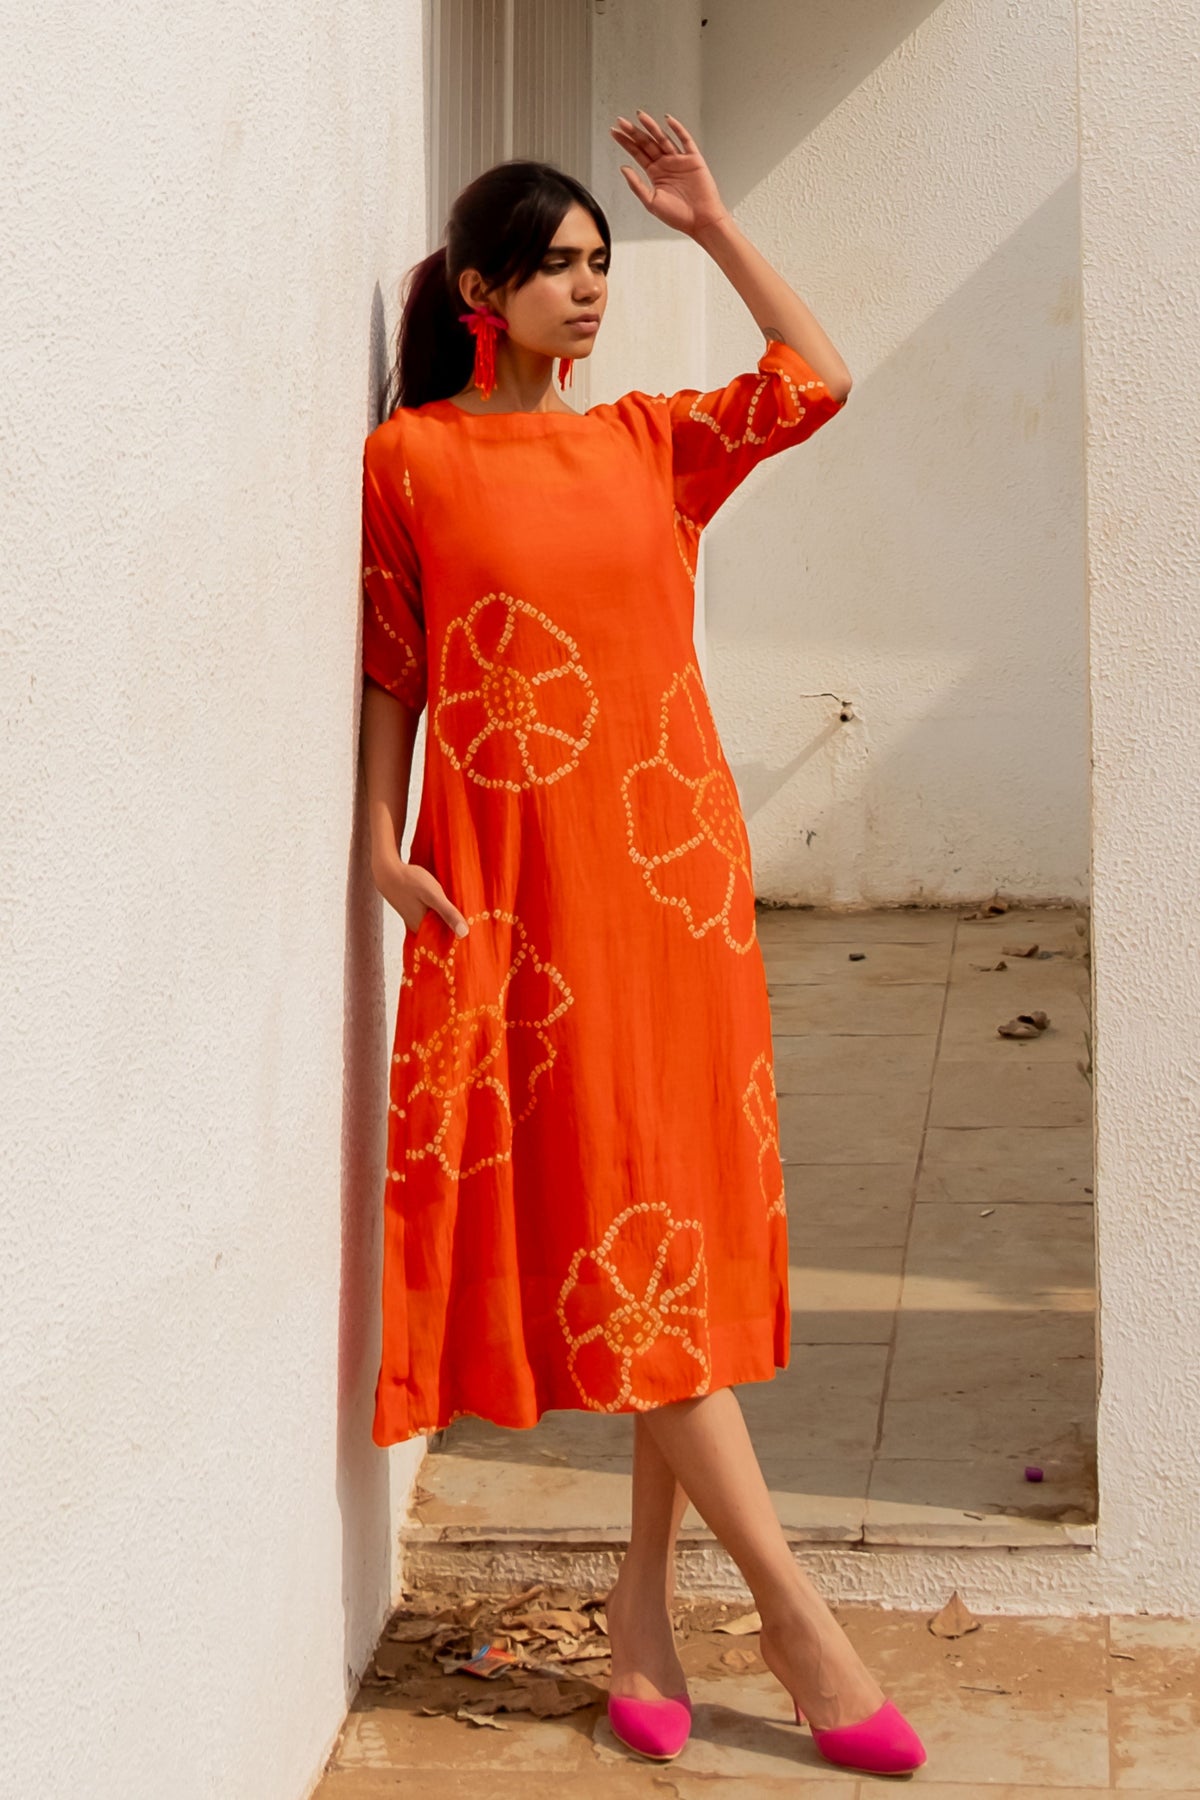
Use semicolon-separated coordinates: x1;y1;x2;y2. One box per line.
929;1591;982;1639
996;1011;1050;1039
511;1609;592;1636
498;1583;546;1614
1002;942;1040;957
721;1647;760;1671
716;1609;762;1635
386;1618;442;1643
455;1708;509;1730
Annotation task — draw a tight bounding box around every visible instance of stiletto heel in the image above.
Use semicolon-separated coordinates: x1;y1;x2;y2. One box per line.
607;1691;692;1760
793;1694;927;1775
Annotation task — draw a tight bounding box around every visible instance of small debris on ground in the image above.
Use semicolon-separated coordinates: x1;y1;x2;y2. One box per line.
715;1608;762;1635
997;1010;1050;1038
929;1591;982;1639
360;1585;786;1729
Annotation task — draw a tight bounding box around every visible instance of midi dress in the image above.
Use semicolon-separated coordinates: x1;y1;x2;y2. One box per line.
360;336;847;1446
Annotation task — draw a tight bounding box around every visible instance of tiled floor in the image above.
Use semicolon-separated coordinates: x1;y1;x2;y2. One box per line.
409;904;1097;1555
314;1599;1200;1795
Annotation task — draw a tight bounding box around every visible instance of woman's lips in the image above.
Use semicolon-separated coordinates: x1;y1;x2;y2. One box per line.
567;319;600;334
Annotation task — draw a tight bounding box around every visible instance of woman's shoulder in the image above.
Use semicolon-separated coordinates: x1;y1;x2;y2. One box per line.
364;409;406;459
592;386;673;453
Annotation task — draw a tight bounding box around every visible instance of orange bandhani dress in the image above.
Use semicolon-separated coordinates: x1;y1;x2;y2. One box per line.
361;337;846;1446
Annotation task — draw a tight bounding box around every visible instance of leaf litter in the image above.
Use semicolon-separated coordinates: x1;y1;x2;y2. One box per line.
363;1582;771;1728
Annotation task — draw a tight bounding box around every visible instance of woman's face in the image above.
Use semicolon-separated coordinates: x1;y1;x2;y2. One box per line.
467;201;609;365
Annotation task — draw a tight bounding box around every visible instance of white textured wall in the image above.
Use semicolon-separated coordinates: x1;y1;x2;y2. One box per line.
1;4;427;1795
699;0;1089;906
588;0;709;665
1078;0;1200;1614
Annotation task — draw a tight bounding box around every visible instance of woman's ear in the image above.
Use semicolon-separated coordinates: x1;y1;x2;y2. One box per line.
458;268;501;312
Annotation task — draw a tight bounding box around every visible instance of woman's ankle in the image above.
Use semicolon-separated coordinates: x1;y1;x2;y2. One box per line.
609;1564;675;1612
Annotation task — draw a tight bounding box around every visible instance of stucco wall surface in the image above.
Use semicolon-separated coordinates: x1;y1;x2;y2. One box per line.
698;0;1089;906
1077;0;1200;1614
587;0;710;663
1;4;427;1795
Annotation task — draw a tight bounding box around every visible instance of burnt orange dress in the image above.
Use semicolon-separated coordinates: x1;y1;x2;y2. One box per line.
361;337;846;1445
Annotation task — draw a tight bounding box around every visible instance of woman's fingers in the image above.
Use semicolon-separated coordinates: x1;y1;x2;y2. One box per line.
617;161;656;208
384;862;470;937
663;111;699;154
422;878;469;938
633;107;674;152
610;119;656;163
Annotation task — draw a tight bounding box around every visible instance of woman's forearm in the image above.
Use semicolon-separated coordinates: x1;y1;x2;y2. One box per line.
691;213;853;402
361;677;419;884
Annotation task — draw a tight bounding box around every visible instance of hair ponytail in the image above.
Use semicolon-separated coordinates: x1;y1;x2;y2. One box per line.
380;159;611;416
380;245;471;417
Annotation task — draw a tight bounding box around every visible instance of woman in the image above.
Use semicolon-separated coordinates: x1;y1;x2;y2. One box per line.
359;110;926;1779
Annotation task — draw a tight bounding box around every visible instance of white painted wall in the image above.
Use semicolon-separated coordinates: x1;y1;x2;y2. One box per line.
698;0;1089;907
1;4;428;1795
1077;0;1200;1616
587;0;710;665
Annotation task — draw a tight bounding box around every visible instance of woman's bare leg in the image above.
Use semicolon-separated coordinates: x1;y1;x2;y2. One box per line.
638;1386;886;1731
604;1414;690;1701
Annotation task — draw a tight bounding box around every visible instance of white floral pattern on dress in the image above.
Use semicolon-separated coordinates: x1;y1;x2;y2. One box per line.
433;591;598;791
742;1051;785;1219
621;662;757;953
387;909;573;1184
557;1202;712;1412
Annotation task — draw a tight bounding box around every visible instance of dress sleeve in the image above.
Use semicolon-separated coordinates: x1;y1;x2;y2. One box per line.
666;337;847;530
360;427;427;715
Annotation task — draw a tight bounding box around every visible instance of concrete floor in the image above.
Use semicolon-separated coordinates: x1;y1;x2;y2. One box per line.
315;1595;1200;1795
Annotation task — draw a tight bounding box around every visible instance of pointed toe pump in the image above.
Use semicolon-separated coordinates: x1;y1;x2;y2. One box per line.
794;1695;927;1776
607;1690;692;1761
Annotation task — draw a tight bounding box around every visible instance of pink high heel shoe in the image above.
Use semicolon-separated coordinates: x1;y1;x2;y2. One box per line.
607;1690;692;1760
793;1695;927;1775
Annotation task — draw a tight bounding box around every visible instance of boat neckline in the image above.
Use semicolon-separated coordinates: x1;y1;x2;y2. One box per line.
416;396;610;422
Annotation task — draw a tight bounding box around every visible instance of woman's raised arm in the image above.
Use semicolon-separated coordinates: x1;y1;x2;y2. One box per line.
610;107;852;402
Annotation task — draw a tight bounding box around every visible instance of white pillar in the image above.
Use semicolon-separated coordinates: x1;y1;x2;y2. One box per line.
1078;0;1200;1606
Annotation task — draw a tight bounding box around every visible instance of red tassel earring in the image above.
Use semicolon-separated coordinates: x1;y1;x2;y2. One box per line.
458;306;509;401
557;356;574;390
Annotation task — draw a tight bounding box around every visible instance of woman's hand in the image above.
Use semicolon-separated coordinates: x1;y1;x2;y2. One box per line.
610;110;730;239
373;856;470;938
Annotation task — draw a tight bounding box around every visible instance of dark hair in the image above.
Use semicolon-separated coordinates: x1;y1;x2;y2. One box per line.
381;158;612;415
